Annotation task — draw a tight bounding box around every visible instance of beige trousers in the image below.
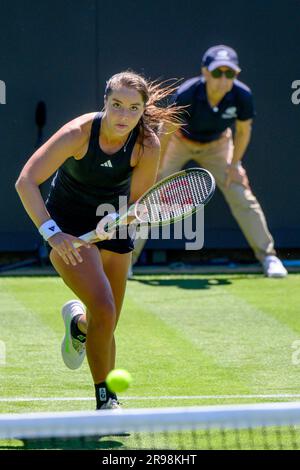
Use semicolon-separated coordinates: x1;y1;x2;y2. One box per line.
133;131;276;264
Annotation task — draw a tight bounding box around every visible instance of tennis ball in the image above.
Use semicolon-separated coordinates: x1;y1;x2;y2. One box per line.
106;369;132;393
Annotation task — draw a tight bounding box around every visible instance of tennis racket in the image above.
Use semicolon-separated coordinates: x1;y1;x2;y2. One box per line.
74;167;215;247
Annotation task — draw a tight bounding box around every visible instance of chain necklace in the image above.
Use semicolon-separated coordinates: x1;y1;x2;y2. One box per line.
123;130;133;152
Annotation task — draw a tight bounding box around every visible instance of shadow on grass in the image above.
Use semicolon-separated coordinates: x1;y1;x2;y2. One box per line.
131;272;268;290
132;277;233;290
0;436;127;450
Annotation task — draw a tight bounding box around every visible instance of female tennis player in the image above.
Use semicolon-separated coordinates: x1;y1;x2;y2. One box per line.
15;71;181;410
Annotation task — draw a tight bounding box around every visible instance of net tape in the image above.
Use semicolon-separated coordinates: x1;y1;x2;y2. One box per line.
1;402;300;440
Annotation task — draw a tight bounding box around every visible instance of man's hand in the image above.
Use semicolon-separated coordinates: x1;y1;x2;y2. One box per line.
225;163;250;189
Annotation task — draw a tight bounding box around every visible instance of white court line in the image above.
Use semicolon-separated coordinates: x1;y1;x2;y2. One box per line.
1;394;300;403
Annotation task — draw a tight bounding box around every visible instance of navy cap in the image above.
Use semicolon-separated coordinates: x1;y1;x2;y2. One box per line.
202;45;241;73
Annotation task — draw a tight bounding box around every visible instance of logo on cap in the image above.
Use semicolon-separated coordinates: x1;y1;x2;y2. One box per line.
202;45;240;71
216;50;230;60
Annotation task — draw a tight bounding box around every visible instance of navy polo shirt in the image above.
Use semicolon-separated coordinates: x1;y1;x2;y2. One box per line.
174;76;255;143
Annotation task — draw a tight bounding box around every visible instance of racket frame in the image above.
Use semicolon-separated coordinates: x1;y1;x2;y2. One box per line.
77;167;215;245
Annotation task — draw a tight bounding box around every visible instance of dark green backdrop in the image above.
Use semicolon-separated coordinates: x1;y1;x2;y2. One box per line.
0;0;299;251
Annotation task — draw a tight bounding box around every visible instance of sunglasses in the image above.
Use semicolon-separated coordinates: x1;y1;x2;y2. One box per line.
211;68;236;79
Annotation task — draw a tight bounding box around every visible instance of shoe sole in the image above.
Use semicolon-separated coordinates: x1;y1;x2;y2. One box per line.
61;300;86;370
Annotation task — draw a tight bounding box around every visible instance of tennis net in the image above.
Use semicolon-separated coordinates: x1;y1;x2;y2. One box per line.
1;402;300;450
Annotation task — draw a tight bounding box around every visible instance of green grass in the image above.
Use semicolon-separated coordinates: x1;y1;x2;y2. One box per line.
0;273;300;449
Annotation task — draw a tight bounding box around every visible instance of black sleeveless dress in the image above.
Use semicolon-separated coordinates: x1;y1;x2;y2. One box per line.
46;112;139;253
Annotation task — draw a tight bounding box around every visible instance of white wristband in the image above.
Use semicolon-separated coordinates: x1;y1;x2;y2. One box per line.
38;219;62;241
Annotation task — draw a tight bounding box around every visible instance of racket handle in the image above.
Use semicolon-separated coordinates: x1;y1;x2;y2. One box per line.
73;230;98;248
73;209;137;249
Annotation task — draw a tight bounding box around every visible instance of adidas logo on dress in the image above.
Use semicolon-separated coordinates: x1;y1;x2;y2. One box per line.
100;160;113;168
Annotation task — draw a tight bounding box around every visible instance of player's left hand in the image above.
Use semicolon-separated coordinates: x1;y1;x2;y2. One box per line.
225;164;250;189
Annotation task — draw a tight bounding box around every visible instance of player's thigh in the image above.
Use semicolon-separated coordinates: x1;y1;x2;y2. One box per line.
100;249;132;324
49;245;115;318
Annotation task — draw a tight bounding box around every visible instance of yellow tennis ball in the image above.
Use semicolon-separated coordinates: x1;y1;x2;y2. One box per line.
106;369;132;393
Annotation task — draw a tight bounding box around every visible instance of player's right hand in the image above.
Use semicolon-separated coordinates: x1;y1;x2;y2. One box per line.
48;232;91;266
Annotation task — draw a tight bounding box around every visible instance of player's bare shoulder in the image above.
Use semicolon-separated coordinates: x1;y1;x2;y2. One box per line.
61;112;98;159
143;129;161;151
62;113;97;138
142;130;161;163
132;129;160;167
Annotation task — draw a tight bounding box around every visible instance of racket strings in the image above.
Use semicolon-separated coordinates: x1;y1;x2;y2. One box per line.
138;169;214;223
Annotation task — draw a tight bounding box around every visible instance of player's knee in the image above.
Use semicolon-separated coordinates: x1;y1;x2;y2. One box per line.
87;298;116;331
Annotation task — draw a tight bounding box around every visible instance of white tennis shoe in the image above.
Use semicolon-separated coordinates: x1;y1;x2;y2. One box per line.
61;300;86;370
98;398;121;410
262;256;288;278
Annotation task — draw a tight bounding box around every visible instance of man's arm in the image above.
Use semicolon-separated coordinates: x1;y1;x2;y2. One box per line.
231;119;252;166
225;119;252;188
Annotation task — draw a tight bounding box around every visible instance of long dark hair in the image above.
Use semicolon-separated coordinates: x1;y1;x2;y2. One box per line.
104;71;184;148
